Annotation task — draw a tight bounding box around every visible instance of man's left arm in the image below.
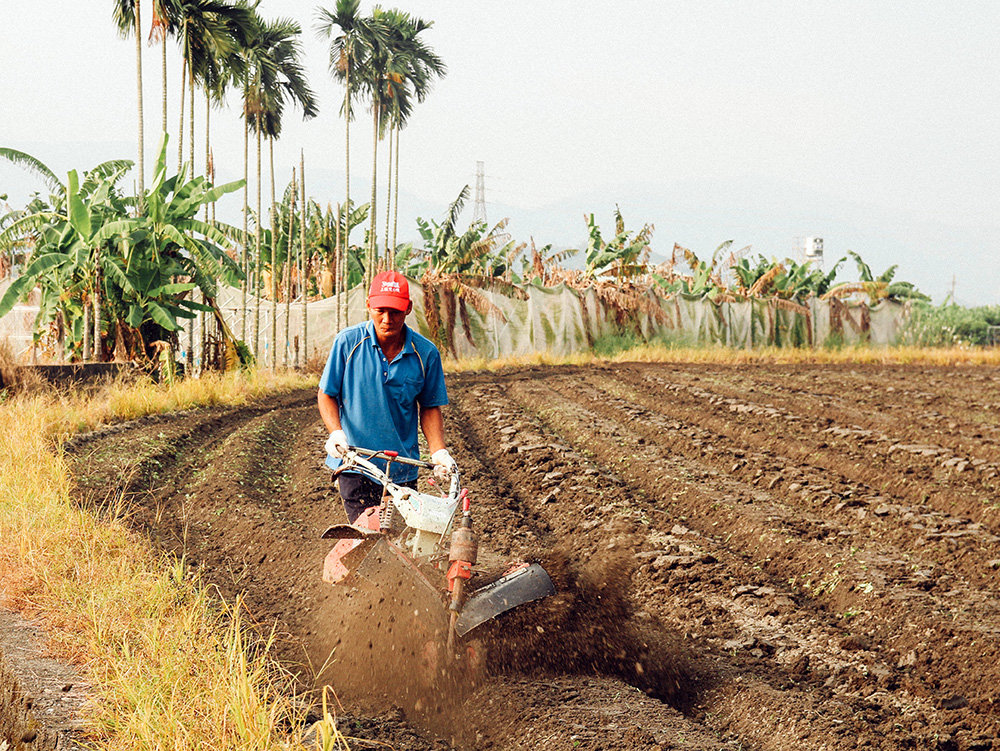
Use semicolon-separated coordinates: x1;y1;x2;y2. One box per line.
416;342;453;478
420;405;456;482
419;405;447;455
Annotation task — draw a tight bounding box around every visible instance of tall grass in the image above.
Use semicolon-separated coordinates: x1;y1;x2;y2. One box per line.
899;303;1000;347
0;369;321;750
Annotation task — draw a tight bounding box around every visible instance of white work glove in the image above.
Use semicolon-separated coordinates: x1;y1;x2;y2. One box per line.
431;448;456;485
325;430;348;459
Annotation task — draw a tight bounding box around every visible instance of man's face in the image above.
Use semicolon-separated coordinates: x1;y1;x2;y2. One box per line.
368;303;411;342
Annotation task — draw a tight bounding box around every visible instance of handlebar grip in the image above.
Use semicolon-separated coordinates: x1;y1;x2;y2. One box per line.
346;445;436;470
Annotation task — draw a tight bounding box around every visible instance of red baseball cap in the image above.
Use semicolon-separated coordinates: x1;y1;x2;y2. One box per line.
367;270;411;311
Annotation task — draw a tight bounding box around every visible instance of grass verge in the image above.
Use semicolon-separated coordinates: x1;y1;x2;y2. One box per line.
0;368;338;750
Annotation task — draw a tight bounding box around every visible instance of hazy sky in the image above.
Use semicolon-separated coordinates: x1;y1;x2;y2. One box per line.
2;1;998;303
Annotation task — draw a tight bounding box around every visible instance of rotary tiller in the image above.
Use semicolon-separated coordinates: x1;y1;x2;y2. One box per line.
321;447;555;654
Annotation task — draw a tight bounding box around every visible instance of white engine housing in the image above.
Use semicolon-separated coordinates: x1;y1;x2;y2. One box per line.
388;484;458;559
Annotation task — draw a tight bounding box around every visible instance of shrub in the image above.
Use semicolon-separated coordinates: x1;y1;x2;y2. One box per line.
900;303;1000;347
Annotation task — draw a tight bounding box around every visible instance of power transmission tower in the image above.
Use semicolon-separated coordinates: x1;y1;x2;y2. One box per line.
471;161;487;225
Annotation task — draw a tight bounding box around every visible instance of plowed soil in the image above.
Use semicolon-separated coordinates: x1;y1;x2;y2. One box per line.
65;362;1000;751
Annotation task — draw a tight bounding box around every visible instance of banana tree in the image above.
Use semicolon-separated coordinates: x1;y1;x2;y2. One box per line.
1;135;245;366
516;240;577;286
303;198;369;296
0;165;133;359
403;188;525;355
96;134;245;362
654;244;729;299
581;207;653;280
405;187;517;279
820;250;926;302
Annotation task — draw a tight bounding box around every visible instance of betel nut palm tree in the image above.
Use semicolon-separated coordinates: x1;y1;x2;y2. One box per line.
344;7;447;279
167;0;254;370
240;13;318;362
316;0;377;327
173;0;253;174
112;0;147;200
317;6;444;290
259;19;317;369
374;9;445;264
149;0;180;136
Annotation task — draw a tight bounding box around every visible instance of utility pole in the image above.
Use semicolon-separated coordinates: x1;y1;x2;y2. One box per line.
472;161;487;225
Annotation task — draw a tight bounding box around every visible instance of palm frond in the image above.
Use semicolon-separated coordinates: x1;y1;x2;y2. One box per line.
0;148;63;195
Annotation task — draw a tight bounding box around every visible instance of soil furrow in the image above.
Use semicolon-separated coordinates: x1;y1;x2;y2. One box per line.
578;367;1000;590
452;376;922;750
53;366;1000;751
495;371;1000;747
612;365;1000;532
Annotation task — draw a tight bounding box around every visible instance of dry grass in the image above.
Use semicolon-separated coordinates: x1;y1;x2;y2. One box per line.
444;349;597;373
0;338;45;393
0;368;323;750
447;344;1000;372
609;343;1000;367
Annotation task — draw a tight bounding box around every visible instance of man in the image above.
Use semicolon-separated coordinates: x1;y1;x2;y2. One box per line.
318;270;455;523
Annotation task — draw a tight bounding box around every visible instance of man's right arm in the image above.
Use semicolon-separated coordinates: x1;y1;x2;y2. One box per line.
318;336;347;456
317;389;342;433
318;390;349;458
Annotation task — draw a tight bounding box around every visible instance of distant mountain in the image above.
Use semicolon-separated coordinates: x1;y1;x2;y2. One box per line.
472;176;999;307
5;148;996;306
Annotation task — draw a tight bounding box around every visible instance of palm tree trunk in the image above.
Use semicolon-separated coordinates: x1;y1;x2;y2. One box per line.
205;91;212;201
269;137;277;371
241;111;249;342
254;121;262;360
134;1;145;201
161;31;168;136
384;122;393;267
327;204;347;316
368;103;379;288
186;63;197;374
189;64;196;176
197;87;209;375
93;266;102;362
392;126;401;256
177;49;186;174
284;167;295;370
341;67;350;329
83;295;91;361
300;150;307;369
198;289;206;375
335;202;342;331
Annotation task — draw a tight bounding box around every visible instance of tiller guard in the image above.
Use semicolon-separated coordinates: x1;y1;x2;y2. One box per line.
454;562;556;637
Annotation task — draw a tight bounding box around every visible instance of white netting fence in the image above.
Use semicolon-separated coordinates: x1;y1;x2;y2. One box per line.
1;277;909;366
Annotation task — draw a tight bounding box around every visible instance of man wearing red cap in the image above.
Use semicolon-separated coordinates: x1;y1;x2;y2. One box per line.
317;270;455;523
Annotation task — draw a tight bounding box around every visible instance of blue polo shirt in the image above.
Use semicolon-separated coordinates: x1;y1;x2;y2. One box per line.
319;320;448;482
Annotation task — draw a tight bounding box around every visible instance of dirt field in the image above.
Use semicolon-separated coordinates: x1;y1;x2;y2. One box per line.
65;361;1000;751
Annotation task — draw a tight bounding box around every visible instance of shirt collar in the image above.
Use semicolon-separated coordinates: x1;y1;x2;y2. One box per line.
364;320;413;354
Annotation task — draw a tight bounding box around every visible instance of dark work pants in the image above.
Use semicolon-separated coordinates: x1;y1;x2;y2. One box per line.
336;472;416;524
